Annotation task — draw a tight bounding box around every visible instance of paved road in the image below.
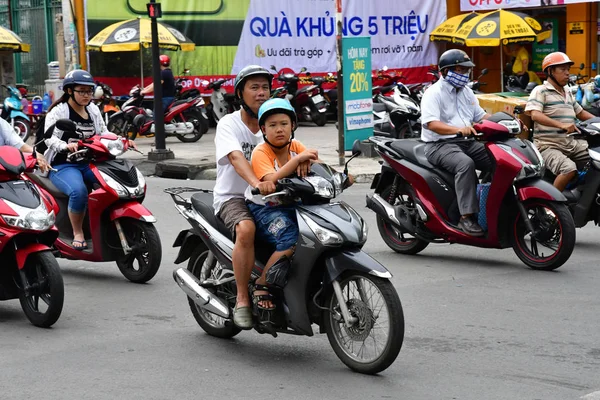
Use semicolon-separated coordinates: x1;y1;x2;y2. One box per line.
1;177;599;400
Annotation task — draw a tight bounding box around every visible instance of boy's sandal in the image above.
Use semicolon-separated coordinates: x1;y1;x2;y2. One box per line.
252;284;276;311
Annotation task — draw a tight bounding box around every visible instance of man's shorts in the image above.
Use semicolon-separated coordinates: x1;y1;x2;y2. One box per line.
535;136;589;175
217;197;254;238
247;203;298;252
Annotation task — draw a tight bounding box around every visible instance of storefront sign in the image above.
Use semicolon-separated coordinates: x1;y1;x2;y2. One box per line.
342;36;373;150
532;18;559;71
568;22;585;35
461;0;600;12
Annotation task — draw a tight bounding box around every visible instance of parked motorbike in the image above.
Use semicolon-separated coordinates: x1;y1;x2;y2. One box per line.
467;68;489;94
108;85;207;142
270;66;329;127
366;109;576;271
1;85;31;141
307;72;338;121
0;146;63;327
544;117;600;229
206;77;237;124
93;82;120;125
373;86;421;139
27;119;162;283
166;152;404;374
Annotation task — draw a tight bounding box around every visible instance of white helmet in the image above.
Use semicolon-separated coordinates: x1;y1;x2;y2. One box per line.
93;85;104;100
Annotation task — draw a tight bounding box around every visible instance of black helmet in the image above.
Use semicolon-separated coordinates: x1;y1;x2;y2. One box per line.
63;69;95;91
438;49;475;72
234;65;272;99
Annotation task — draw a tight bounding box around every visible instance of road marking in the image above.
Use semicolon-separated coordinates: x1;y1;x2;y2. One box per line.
582;391;600;399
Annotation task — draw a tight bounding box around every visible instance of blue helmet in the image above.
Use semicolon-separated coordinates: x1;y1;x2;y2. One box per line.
258;98;297;127
62;69;95;91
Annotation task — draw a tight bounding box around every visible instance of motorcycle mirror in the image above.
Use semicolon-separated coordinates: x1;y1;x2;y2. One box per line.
56;119;77;132
344;140;363;175
513;105;524;115
270;65;277;71
481;68;489;76
580;63;585;70
301;67;307;72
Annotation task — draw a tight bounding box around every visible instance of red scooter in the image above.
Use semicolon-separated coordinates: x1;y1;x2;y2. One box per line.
0;146;64;327
366;110;576;271
27;119;162;283
108;85;207;142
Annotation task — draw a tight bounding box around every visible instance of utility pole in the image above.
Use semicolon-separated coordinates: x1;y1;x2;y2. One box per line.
147;0;174;161
335;0;344;166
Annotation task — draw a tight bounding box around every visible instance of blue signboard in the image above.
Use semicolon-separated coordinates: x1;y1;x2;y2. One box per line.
342;36;373;150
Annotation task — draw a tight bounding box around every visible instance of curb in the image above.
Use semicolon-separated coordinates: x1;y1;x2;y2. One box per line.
130;159;376;183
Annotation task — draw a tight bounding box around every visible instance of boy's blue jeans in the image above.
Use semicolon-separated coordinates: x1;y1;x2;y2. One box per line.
247;203;298;251
49;164;98;213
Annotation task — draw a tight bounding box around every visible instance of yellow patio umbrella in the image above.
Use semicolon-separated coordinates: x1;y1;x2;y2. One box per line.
87;17;195;86
0;26;30;52
430;10;551;89
428;12;481;45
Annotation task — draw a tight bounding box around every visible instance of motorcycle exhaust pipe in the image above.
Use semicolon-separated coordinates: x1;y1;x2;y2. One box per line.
173;268;230;319
366;193;415;232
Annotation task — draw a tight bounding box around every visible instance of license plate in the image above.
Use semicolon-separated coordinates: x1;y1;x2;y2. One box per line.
312;94;325;104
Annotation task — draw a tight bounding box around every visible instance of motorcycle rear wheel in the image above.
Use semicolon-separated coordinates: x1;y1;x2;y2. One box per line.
312;111;327;127
511;200;575;271
108;114;136;140
376;185;429;255
176;109;208;142
187;246;241;338
115;220;162;283
324;272;404;374
18;251;64;328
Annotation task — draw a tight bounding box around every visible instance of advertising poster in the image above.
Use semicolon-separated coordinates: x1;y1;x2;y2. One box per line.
532;18;559;71
461;0;600;12
86;0;446;94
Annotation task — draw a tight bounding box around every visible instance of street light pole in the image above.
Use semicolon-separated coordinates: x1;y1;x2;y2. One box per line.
147;0;174;161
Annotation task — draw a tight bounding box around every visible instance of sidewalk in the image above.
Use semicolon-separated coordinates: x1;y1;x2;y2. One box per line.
122;123;383;183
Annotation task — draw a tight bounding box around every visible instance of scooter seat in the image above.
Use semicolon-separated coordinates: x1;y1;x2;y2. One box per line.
26;172;68;199
190;192;233;241
388;140;455;187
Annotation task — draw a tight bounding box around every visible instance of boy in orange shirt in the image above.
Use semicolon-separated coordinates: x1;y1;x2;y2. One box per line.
244;98;319;314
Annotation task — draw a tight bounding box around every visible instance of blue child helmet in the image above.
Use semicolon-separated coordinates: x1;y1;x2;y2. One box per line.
258;98;297;127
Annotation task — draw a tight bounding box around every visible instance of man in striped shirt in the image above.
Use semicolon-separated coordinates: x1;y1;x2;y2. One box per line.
525;52;594;191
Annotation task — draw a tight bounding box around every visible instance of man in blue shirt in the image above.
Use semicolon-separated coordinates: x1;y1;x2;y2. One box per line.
0;117;49;171
420;49;491;236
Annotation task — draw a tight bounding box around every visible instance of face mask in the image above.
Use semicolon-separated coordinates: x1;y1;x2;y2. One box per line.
446;70;470;88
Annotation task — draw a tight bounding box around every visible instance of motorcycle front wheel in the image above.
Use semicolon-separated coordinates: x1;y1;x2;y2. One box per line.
324;272;404;374
115;219;162;283
13;117;31;141
187;246;241;338
511;200;575;270
18;251;64;328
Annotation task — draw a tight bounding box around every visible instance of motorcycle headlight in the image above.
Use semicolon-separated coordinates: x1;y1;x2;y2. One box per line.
99;171;129;198
304;176;335;199
299;212;343;246
1;202;55;232
136;168;146;194
497;144;543;181
100;138;126;156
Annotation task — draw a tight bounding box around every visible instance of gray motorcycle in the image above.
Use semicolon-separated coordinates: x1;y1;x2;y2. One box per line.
165;149;404;375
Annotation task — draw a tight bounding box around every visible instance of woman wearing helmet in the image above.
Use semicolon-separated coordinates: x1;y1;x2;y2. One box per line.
41;69;135;250
525;52;595;192
244;98;319;315
420;49;493;237
141;54;175;110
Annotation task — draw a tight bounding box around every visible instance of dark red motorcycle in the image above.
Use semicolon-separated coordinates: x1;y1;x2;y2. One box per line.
0;146;64;327
27;119;162;283
366;110;576;271
108;85;208;142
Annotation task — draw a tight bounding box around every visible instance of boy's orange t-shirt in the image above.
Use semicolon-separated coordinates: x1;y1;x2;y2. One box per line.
251;140;307;180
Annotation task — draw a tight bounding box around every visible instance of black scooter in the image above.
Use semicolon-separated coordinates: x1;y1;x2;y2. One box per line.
165;151;404;375
546;117;600;228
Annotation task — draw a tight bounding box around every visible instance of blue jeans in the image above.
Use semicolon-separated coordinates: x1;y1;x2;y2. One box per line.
162;96;174;110
49;164;98;213
247;203;298;252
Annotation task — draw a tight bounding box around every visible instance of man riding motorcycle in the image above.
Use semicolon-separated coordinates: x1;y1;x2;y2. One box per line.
525;52;595;192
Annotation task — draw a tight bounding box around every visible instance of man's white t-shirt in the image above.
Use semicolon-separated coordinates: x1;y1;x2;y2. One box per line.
213;110;263;214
